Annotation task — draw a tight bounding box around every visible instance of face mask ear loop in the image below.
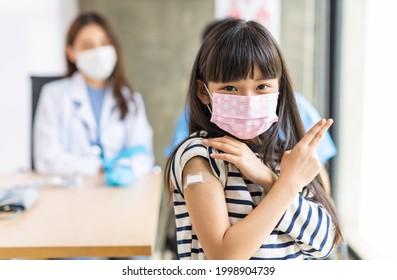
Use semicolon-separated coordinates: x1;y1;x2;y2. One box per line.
203;83;213;114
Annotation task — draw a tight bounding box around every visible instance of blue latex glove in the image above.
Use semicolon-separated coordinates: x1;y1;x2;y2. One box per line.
102;146;146;171
104;166;135;187
102;146;146;187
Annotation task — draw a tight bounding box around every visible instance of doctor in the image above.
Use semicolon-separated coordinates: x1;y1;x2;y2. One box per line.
34;12;154;180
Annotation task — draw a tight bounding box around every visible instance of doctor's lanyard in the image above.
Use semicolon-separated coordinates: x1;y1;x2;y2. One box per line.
81;119;103;158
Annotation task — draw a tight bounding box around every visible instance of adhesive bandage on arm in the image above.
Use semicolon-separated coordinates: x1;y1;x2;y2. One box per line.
183;172;213;189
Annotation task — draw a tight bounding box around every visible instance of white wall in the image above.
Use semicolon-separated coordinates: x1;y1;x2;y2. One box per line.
0;0;77;172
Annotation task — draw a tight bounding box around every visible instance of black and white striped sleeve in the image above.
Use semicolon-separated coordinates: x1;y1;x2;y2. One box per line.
274;192;336;259
171;137;227;198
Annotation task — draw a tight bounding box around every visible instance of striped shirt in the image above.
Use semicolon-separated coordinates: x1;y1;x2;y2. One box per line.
171;132;336;260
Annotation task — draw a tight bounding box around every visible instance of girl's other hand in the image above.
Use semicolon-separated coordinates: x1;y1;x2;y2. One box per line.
279;118;333;192
202;136;277;191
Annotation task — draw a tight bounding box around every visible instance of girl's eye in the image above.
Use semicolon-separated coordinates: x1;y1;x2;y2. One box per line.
223;86;237;91
257;84;269;90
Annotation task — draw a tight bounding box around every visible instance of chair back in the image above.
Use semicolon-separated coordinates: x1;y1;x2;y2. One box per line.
31;75;64;170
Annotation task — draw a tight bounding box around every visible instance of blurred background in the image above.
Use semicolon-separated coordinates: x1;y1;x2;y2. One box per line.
0;0;396;259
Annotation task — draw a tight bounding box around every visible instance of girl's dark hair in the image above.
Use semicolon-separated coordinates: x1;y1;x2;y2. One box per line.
164;19;342;246
65;11;133;119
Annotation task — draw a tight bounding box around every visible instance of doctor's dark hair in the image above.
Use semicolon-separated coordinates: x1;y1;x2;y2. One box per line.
164;19;342;246
65;11;133;119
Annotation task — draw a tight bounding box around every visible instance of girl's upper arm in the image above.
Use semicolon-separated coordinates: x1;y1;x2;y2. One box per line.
182;156;231;259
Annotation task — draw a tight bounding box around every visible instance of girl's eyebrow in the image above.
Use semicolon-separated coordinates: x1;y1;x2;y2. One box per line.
254;74;278;81
217;77;276;83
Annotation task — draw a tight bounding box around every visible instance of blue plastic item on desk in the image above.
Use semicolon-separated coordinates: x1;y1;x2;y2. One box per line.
102;146;146;187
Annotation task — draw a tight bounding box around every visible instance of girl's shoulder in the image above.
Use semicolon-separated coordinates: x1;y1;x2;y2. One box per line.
173;131;211;166
171;131;228;193
174;130;213;161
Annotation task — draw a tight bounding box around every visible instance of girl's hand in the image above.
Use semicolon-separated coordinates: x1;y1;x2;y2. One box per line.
279;118;333;192
202;136;277;191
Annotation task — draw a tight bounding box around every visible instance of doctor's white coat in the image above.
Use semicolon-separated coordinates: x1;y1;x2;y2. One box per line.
34;73;154;176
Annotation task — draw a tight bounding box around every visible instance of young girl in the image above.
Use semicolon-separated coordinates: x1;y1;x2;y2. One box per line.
34;12;154;182
165;19;342;260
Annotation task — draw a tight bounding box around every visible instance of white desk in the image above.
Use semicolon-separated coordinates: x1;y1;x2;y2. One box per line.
0;172;163;259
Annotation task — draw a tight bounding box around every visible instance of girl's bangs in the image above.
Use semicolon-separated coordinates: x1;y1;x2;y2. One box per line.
202;23;282;83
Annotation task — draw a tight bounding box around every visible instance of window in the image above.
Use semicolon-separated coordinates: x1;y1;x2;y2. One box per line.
334;0;397;259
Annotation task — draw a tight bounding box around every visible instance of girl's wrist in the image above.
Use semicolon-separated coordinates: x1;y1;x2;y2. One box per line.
257;169;278;192
276;174;301;194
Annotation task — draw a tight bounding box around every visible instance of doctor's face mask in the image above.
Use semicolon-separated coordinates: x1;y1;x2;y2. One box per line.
76;45;117;81
204;83;279;140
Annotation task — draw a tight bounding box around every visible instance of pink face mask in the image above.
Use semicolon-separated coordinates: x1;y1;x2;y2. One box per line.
204;84;279;139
